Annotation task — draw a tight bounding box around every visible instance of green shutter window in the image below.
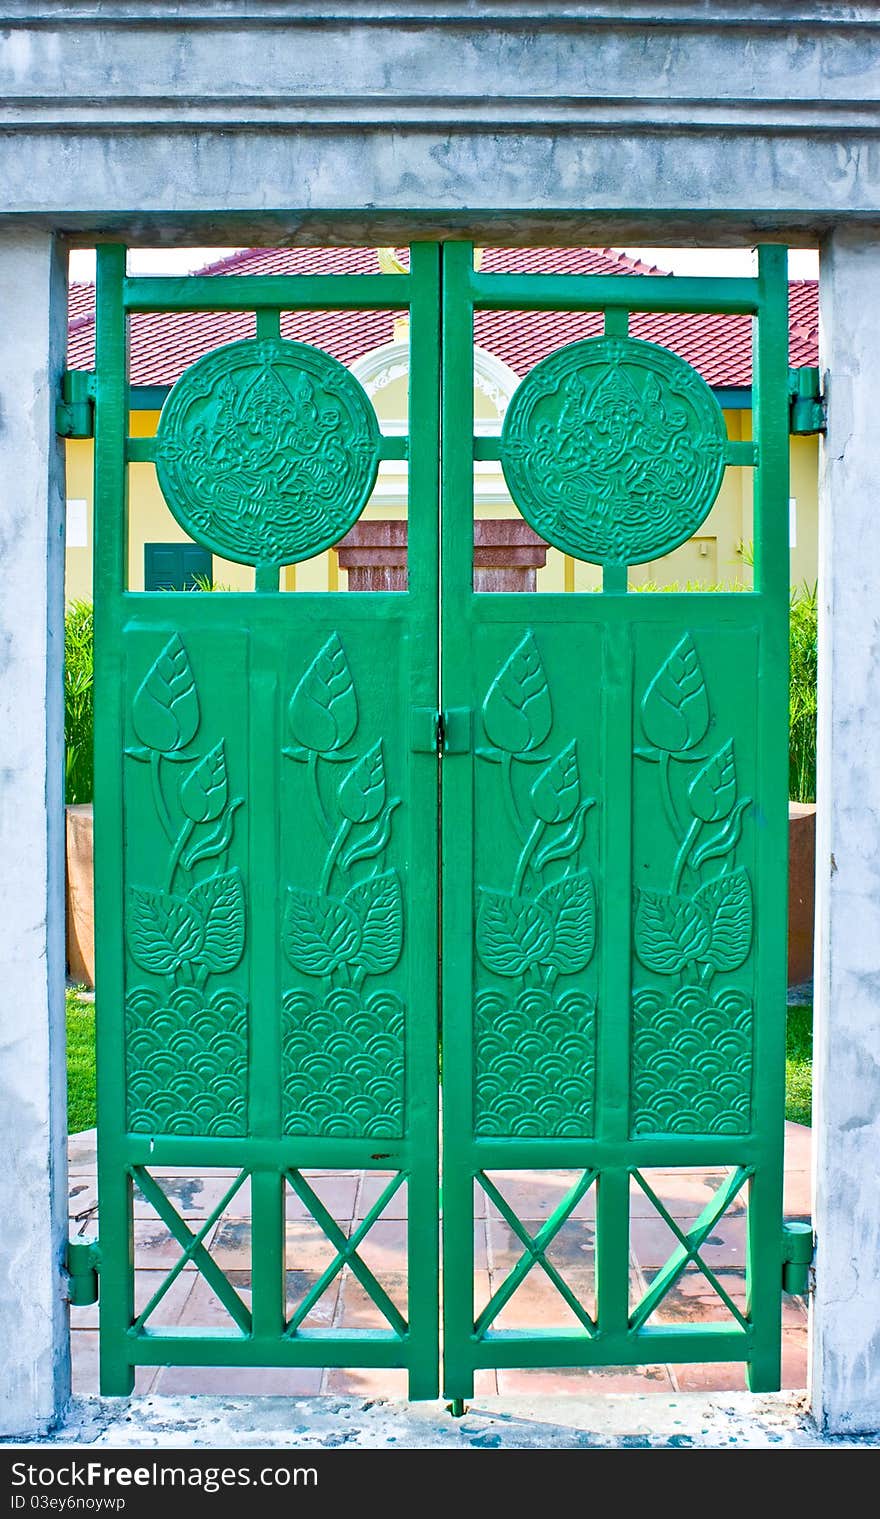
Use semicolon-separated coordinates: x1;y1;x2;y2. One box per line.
144;541;213;591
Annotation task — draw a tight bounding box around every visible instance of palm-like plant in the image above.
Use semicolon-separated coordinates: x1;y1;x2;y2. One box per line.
64;599;94;805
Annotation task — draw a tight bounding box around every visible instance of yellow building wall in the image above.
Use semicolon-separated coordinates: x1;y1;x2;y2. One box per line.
64;434;96;605
64;392;819;603
789;434;820;589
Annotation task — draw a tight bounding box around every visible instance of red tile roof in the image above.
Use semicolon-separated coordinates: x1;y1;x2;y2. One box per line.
67;281;97;327
67;246;818;389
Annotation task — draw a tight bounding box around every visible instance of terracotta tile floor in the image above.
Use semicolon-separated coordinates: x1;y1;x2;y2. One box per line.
67;1122;811;1399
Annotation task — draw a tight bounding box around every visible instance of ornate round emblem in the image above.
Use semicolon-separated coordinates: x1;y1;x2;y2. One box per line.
155;338;380;567
500;336;728;566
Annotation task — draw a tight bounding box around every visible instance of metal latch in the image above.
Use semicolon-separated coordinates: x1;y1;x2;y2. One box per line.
788;366;825;435
65;1237;100;1306
782;1220;813;1295
411;708;472;755
439;708;472;755
56;369;96;438
410;708;441;754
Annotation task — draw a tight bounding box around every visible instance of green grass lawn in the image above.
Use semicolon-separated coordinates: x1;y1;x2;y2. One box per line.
66;987;96;1134
65;987;814;1135
786;1003;813;1127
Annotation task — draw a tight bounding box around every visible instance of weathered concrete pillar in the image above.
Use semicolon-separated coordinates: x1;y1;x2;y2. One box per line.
812;227;880;1436
0;230;70;1435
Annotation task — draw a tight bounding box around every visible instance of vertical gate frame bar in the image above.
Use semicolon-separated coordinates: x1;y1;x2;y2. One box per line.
249;625;284;1343
93;244;136;1396
599;283;635;1339
746;246;791;1393
404;240;443;1400
249;289;289;1345
595;620;634;1339
440;241;478;1402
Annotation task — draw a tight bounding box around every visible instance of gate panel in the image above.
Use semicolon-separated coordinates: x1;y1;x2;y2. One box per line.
92;238;790;1399
94;244;441;1396
441;243;790;1396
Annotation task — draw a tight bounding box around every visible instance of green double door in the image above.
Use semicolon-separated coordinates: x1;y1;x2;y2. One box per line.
94;242;790;1401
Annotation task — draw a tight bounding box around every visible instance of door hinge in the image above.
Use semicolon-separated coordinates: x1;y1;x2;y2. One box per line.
782;1220;813;1295
56;369;96;438
788;366;826;435
65;1236;100;1306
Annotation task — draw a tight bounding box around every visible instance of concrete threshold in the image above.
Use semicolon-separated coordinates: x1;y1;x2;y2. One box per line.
4;1392;877;1450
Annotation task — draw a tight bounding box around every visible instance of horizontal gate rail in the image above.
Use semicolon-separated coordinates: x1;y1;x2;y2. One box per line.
124;433;410;465
466;271;763;315
473;435;759;467
467;1328;751;1370
123;1333;410;1369
122;273;410;312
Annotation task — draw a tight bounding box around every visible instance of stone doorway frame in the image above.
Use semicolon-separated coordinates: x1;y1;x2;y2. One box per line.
1;1;878;1441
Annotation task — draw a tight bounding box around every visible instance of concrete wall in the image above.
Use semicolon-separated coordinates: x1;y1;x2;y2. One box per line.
1;0;879;1440
0;230;70;1437
812;228;880;1436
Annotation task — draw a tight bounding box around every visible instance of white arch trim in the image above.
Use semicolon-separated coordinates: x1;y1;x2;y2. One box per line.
349;339;521;430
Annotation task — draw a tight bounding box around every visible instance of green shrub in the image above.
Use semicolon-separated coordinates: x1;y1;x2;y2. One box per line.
789;582;818;804
64;598;94;805
66;987;96;1133
630;578;748;594
785;1003;813;1126
190;572;234;592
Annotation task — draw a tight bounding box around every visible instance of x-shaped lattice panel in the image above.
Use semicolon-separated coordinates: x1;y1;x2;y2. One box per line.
629;1165;753;1331
284;1170;407;1338
475;1169;598;1337
131;1167;252;1334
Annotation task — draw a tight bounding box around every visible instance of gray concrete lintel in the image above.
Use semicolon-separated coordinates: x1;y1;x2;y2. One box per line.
24;212;880;254
5;4;880;229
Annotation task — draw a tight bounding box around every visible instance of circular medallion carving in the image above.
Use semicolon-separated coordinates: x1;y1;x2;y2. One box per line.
500;336;728;566
155;338;381;567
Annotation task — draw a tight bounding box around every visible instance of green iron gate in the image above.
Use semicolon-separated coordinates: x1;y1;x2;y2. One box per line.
439;244;790;1399
91;241;790;1399
93;244;442;1396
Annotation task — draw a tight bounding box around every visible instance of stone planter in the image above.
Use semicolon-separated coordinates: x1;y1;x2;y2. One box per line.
336;517;548;592
789;800;816;988
66;803;95;989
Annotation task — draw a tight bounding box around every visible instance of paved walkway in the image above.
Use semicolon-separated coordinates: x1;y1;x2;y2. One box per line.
68;1124;811;1399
